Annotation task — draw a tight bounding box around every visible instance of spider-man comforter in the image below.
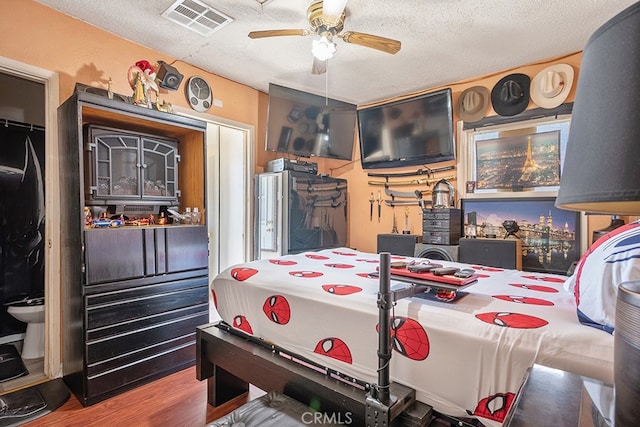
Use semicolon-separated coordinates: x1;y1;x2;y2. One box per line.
211;248;613;426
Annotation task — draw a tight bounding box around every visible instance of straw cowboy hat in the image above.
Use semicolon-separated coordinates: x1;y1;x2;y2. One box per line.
530;64;574;109
457;86;490;122
491;73;531;116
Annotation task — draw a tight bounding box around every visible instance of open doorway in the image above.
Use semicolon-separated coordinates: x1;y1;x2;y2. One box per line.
0;57;60;392
174;107;254;321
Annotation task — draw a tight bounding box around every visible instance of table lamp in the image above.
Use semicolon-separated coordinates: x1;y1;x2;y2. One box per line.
554;3;640;426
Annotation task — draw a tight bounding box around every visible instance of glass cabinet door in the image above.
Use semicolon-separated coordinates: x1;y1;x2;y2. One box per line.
141;137;178;199
85;125;179;204
94;132;139;197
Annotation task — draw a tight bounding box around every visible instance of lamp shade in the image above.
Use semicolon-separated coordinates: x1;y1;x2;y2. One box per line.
555;2;640;215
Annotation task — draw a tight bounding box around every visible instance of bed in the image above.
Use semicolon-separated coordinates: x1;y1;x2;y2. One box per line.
209;247;614;426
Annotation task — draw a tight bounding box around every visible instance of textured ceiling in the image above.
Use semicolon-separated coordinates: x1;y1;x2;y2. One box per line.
35;0;638;105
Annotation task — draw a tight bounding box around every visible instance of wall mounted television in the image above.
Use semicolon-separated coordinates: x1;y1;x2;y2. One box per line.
357;88;455;169
265;83;357;161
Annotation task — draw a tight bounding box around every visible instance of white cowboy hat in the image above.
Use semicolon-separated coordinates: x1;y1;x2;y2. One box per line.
530;64;574;109
457;86;489;122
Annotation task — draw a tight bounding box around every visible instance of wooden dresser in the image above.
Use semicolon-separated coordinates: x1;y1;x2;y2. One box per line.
58;90;209;405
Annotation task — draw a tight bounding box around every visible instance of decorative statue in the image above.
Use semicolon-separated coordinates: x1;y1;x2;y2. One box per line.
128;60;159;107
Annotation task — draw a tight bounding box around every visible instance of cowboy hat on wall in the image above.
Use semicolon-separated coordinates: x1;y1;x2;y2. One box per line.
491;73;531;117
457;86;490;123
530;63;574;109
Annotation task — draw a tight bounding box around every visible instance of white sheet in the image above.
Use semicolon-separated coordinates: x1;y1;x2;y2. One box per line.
211;248;613;426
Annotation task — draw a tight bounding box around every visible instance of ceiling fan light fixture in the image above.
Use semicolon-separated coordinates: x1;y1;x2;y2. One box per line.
312;35;336;60
321;0;348;21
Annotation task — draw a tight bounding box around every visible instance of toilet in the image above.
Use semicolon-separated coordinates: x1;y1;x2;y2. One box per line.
6;297;45;359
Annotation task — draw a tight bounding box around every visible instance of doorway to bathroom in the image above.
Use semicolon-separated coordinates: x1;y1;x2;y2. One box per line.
0;60;60;393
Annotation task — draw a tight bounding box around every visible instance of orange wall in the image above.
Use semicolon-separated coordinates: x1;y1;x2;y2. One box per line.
0;0;261;132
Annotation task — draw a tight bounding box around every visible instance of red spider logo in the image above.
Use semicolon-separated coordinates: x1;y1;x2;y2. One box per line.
262;295;291;325
269;259;297;266
289;270;323;278
321;284;362;295
332;251;357;256
356;273;378;279
521;275;565;283
231;267;258;281
324;263;355;269
493;295;554;306
314;337;352;364
476;312;548;329
436;289;457;302
377;316;430;361
232;315;253;335
509;283;559;293
306;254;329;260
473;392;516;422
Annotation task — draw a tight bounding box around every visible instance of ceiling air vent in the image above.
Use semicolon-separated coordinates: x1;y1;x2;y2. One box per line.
162;0;233;37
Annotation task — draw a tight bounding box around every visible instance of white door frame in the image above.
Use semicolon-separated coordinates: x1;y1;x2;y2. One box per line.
174;106;255;276
0;56;61;379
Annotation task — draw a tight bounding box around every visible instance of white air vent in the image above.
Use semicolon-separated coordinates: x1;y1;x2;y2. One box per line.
162;0;233;37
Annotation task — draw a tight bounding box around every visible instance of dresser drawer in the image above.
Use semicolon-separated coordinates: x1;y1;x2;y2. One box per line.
86;309;208;365
86;277;208;330
85;340;196;402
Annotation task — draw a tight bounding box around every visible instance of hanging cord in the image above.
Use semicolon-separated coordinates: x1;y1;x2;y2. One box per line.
325;60;329;107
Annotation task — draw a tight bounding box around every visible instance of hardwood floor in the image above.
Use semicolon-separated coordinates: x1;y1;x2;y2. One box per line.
22;367;250;427
21;366;464;427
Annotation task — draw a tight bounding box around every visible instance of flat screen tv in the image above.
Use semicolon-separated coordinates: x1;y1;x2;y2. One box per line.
265;83;357;161
358;88;455;169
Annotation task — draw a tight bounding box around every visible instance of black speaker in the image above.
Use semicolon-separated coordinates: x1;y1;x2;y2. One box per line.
458;238;521;269
377;234;421;257
414;244;459;261
156;61;184;91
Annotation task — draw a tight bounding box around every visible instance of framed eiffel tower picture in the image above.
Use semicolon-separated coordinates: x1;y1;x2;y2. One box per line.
474;129;561;190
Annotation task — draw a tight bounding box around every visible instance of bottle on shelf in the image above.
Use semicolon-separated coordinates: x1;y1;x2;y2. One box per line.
183;207;193;224
192;207;201;225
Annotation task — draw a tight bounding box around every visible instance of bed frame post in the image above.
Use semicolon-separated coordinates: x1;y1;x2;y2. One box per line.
366;252;433;426
377;251;393;404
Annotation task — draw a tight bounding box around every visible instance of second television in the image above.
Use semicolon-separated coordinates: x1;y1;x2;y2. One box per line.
265;83;357;161
358;88;455;169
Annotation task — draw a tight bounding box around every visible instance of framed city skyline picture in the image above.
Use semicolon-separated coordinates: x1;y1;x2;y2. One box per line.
475;130;561;190
461;197;581;275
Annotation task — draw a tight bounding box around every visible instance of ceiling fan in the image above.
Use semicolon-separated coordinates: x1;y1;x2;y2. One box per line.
248;0;401;74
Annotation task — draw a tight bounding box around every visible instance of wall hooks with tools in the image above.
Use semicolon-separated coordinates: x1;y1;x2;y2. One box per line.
366;165;455;179
368;175;457;187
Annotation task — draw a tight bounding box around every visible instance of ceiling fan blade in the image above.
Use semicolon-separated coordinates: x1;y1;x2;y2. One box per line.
248;29;310;39
312;57;327;75
322;0;348;20
339;31;401;54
